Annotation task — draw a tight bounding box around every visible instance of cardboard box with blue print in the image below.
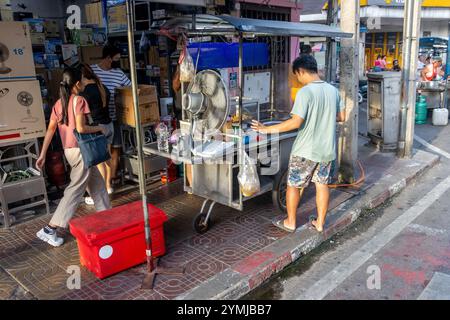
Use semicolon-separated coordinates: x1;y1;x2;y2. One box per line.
0;21;35;81
62;44;79;66
44;19;60;38
44;54;60;69
30;32;45;45
0;80;46;144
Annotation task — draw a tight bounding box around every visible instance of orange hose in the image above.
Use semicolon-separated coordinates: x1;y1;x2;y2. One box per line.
328;160;365;189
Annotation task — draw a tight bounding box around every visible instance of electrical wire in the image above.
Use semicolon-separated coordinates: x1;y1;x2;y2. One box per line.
328;160;366;189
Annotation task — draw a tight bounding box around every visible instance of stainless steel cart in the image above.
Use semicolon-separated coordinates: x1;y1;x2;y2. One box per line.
144;14;351;233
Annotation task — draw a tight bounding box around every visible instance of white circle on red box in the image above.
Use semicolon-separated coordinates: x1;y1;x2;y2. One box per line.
99;245;113;259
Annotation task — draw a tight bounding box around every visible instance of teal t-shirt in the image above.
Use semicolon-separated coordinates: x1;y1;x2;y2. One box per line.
290;81;344;163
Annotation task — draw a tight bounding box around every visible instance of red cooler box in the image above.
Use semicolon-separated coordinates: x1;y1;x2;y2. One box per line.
69;201;167;279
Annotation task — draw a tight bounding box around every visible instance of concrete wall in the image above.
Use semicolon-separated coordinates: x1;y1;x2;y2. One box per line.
421;20;449;38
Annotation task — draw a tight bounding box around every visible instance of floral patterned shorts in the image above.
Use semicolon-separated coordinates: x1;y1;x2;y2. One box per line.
287;156;335;188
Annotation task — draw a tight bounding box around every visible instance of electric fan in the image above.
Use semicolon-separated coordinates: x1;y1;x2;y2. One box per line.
0;43;12;75
183;69;230;135
17;91;38;123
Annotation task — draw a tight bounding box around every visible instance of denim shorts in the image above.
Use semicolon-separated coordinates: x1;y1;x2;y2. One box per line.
99;122;114;145
287;156;335;188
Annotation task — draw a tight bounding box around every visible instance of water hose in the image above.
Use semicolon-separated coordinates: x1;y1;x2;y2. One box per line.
328;160;365;189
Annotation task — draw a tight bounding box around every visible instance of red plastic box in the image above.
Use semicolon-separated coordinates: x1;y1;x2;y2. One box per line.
69;201;167;279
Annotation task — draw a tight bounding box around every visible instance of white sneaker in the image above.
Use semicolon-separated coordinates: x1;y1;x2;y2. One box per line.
84;196;94;205
36;227;64;247
107;187;114;195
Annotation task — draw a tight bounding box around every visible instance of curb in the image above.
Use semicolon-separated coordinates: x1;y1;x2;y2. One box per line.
176;150;440;300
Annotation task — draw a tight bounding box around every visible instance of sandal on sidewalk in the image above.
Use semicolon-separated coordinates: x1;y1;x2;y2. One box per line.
272;217;295;233
308;215;323;233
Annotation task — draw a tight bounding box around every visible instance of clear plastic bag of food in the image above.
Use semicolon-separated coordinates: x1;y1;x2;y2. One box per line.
179;47;195;82
237;151;260;197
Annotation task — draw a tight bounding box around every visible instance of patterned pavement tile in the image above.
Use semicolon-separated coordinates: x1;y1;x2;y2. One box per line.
153;255;227;299
0;230;33;260
60;268;144;300
0;268;35;300
40;240;82;271
116;286;168;300
184;232;227;251
2;255;70;300
206;220;255;240
204;242;254;267
160;243;204;267
183;255;227;283
0;268;22;299
152;273;200;300
231;230;276;253
232;213;271;232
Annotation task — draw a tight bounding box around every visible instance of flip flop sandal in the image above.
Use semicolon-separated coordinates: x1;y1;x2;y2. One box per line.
272;217;295;233
308;215;323;233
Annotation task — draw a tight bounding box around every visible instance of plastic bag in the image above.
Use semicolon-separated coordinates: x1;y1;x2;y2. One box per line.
179;47;195;82
237;152;260;197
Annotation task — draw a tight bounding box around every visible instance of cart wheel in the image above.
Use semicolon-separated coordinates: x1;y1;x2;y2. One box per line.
193;213;210;234
272;168;288;214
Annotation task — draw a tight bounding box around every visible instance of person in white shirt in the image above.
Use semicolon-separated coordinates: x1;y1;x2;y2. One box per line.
91;44;131;193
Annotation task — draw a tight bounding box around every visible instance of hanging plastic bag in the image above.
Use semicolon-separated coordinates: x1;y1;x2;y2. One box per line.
179;47;195;82
139;32;150;53
237;152;260;197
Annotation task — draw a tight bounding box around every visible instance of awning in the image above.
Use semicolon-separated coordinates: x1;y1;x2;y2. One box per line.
158;14;352;38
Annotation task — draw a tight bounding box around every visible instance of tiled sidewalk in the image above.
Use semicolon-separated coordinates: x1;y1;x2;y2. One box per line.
0;142;439;300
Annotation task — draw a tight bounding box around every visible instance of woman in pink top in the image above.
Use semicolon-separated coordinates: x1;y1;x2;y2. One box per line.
380;55;388;70
35;67;111;247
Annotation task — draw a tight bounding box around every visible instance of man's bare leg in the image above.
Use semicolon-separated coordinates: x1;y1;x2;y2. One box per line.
284;186;304;230
311;182;330;232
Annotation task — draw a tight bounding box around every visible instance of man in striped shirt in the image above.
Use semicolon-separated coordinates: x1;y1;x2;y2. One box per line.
91;44;131;189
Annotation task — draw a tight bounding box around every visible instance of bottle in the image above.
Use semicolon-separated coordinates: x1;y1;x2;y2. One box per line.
156;122;169;152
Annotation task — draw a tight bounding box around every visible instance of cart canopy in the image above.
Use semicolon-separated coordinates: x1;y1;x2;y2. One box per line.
157;14;352;38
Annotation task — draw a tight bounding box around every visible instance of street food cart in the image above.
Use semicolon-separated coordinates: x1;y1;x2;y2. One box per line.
144;14;352;233
417;37;450;110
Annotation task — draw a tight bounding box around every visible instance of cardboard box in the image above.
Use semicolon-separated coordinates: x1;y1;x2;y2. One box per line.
85;1;104;27
44;54;60;69
148;46;159;65
62;44;79;66
0;21;35;81
24;18;45;33
44;39;62;54
71;28;94;46
79;45;103;65
0;8;13;21
115;85;159;126
92;27;107;46
30;32;46;45
44;19;60;37
108;4;127;32
0;80;46;143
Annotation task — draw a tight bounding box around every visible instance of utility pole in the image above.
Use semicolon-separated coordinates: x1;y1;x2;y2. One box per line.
398;0;421;158
338;0;360;183
325;0;338;83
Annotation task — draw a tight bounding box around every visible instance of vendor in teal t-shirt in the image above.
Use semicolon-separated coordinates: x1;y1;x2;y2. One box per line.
252;55;346;233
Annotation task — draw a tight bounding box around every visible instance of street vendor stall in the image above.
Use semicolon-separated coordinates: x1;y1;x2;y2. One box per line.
143;14;352;233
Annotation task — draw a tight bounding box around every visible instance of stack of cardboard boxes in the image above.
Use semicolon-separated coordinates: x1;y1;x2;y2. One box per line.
115;85;160;127
0;21;46;144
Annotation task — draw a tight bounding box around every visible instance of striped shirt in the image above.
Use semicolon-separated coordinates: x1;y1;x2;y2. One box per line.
91;64;131;121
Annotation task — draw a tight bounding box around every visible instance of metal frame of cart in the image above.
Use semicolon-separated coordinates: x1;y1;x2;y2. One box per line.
144;14;352;233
